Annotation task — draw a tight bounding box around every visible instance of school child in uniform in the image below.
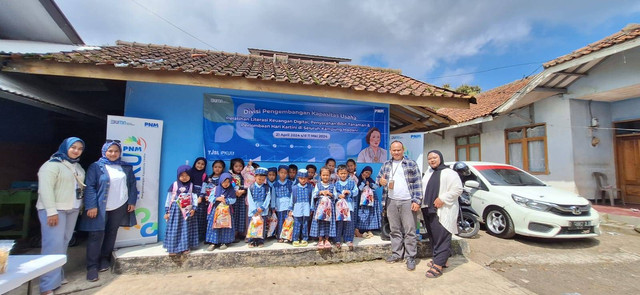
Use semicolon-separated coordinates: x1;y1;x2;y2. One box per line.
346;159;362;237
267;167;277;187
229;158;248;242
242;160;259;188
163;165;199;255
271;165;293;242
310;167;337;249
325;158;338;184
334;164;359;250
288;164;298;184
205;172;236;251
201;160;225;244
357;166;381;239
188;157;208;242
306;164;318;187
247;167;272;247
289;169;313;247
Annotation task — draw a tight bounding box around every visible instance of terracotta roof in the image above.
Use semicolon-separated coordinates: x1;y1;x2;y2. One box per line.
437;77;531;123
9;40;472;101
544;23;640;68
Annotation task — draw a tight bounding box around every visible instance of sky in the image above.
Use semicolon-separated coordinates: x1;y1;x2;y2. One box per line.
55;0;640;92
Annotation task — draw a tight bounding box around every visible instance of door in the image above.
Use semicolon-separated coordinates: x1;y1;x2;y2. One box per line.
616;135;640;204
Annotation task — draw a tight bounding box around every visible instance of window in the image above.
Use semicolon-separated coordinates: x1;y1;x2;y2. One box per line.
504;124;548;174
455;134;481;161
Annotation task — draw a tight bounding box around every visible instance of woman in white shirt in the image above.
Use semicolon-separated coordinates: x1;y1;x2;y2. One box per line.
421;150;462;278
36;137;85;295
78;140;138;282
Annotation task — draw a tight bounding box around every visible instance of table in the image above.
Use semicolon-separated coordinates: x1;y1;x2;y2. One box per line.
0;255;66;295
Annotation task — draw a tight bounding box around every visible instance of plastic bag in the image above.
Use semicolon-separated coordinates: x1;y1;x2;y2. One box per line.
177;193;193;220
360;186;375;207
280;216;294;241
0;240;14;274
246;215;264;239
314;196;332;221
335;198;351;221
266;211;278;237
213;204;232;229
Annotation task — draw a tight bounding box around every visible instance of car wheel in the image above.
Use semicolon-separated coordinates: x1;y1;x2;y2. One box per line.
484;207;515;238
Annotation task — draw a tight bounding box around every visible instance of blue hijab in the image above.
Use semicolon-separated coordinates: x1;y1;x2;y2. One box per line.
214;173;234;199
98;141;126;165
49;137;84;163
169;165;193;193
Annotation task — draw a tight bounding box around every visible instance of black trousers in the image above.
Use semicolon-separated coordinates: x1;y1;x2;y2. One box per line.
86;202;128;271
421;209;452;267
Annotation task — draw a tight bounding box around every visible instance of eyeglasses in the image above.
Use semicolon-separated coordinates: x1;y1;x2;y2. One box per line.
106;139;121;143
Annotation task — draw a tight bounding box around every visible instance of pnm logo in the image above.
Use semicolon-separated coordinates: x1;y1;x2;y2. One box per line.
123;136;147;152
144;122;159;128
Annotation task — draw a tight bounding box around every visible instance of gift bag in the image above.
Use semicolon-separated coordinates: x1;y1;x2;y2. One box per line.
335;198;351;221
213;204;232;229
279;216;294;241
266;212;278;237
206;187;218;214
177;193;193;221
360;186;375;207
246;215;264;239
314;196;332;221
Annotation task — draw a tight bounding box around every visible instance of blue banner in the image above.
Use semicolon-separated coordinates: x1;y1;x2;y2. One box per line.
203;94;389;162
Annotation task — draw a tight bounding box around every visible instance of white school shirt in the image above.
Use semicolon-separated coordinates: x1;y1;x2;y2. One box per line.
389;160;411;201
105;164;129;211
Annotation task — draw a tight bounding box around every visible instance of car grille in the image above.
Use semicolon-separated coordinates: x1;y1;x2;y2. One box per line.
549;204;591;216
528;222;554;233
558;226;595;235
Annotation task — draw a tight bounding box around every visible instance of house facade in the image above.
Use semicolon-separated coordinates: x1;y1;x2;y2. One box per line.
425;24;640;204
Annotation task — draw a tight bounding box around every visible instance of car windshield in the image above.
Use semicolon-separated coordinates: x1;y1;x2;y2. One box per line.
473;165;546;186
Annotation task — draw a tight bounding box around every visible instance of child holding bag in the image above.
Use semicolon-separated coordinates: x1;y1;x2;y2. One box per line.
289;169;313;247
271;165;293;242
246;167;272;247
334;164;359;250
163;165;199;255
357;166;381;238
205;172;236;251
310;167;336;249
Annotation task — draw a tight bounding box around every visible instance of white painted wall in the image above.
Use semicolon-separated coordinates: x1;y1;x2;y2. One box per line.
569;100;615;199
612;97;640;122
569;46;640;98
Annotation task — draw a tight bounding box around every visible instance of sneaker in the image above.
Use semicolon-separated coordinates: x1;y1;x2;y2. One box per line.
207;245;216;251
220;244;228;250
385;255;402;264
406;257;416;271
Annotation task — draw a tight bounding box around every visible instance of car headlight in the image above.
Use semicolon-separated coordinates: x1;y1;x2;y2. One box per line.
511;194;552;211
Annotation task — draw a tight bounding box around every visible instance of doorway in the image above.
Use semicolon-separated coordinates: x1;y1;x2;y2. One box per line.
615;120;640;204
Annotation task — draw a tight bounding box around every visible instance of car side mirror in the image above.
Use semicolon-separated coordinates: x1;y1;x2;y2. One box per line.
464;180;480;189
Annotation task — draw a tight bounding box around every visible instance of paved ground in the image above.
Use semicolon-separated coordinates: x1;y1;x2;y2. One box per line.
465;226;640;294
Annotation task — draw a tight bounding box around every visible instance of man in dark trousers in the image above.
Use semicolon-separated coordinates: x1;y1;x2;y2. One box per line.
376;141;423;271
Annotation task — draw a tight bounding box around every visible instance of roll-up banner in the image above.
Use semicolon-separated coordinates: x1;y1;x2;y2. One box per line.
107;115;164;247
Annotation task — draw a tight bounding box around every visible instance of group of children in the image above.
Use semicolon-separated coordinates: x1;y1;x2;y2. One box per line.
163;157;383;255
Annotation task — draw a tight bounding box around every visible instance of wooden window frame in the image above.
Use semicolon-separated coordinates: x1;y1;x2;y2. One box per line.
455;134;481;161
504;123;549;175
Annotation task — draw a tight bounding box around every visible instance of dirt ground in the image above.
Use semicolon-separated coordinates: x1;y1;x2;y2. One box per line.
465;227;640;295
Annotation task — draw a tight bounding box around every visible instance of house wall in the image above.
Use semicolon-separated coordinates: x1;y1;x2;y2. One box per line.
611;97;640;122
124;81;387;240
425;96;578;192
569;100;615;199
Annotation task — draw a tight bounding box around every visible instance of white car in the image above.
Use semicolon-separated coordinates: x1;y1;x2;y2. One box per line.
451;161;600;239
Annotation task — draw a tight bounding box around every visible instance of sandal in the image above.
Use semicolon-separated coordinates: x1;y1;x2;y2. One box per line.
292;241;300;247
323;241;332;249
347;242;354;250
426;261;450;268
300;240;308;247
182;250;190;255
335;243;342;250
248;243;255;248
425;266;443;278
278;239;284;243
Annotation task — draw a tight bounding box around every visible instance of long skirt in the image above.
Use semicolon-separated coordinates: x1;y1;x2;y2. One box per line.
196;199;209;242
163;203;199;253
232;196;247;236
205;203;235;245
357;202;382;231
310;202;336;238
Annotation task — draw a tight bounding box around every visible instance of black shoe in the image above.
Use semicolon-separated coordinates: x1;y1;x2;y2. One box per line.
87;268;99;282
385;255;402;264
406;257;416;271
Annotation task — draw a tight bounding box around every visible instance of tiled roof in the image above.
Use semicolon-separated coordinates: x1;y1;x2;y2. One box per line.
10;40;473;101
437;77;531;123
544;23;640;68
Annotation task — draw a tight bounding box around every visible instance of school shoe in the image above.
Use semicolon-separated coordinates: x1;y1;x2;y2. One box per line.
86;269;99;282
207;245;216;251
385;255;402;264
220;244;228;250
406;257;417;271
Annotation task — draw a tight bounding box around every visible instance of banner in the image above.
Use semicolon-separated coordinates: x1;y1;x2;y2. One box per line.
203;94;389;162
107;115;163;247
390;132;424;173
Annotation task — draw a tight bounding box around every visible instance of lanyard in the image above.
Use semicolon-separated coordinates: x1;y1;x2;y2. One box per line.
391;160;402;179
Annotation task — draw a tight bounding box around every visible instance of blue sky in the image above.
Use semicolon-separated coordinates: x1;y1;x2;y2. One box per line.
56;0;640;92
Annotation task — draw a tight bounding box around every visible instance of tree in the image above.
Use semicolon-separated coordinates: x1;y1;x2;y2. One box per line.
442;83;481;96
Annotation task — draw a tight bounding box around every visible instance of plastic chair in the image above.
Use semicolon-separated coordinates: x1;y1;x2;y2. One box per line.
592;172;624;206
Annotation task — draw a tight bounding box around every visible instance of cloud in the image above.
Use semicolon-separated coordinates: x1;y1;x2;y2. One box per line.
56;0;640;82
